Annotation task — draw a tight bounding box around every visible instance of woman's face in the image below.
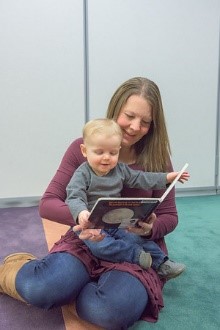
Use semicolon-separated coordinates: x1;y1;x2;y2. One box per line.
116;95;152;147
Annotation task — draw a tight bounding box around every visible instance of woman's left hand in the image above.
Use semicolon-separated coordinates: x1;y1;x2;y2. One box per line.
127;212;157;236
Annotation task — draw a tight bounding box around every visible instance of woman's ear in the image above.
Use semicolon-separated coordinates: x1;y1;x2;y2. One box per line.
80;144;87;158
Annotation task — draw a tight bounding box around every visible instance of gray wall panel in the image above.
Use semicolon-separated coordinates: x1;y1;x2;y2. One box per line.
0;0;85;198
0;0;219;201
87;0;220;190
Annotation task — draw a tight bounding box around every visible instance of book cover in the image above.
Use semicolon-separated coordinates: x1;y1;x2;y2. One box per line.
88;164;189;229
88;198;160;229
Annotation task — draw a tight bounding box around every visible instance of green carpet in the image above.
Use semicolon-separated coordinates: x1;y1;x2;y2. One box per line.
130;195;220;330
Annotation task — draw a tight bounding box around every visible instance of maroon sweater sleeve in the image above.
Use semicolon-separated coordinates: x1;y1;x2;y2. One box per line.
39;138;85;226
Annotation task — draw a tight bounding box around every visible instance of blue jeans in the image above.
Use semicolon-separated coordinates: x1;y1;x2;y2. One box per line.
16;252;148;330
84;229;166;270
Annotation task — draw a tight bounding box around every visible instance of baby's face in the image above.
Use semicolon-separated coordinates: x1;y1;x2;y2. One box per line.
84;133;121;176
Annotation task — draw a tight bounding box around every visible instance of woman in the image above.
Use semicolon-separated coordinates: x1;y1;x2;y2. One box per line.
0;77;182;329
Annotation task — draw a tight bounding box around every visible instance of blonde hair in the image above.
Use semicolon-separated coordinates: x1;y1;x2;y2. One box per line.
106;77;171;172
83;118;122;144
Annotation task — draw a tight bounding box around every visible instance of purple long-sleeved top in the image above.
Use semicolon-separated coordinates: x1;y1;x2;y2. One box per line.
39;137;178;323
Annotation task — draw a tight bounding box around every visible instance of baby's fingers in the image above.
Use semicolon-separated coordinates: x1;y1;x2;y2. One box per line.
179;172;190;183
72;224;83;232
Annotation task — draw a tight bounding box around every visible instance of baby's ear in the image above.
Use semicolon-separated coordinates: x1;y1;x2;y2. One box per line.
80;144;87;157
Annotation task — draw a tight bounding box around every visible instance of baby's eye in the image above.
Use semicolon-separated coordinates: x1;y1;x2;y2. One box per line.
110;151;119;156
94;150;103;155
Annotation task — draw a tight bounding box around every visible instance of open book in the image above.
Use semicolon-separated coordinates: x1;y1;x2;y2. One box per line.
88;163;189;229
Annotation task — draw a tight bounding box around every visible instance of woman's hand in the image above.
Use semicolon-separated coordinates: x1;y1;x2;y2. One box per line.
127;212;157;237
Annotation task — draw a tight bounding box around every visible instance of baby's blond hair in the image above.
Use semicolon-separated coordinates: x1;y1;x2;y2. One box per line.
83;118;122;143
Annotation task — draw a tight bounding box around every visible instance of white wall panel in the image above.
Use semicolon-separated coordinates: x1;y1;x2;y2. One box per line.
0;0;85;198
87;0;220;190
0;0;219;201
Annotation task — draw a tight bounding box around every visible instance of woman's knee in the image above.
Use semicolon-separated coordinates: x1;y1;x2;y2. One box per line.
16;252;90;309
76;270;148;329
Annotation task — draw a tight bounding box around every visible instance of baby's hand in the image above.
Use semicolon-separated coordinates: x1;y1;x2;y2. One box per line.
78;210;91;229
167;171;190;184
178;171;190;183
